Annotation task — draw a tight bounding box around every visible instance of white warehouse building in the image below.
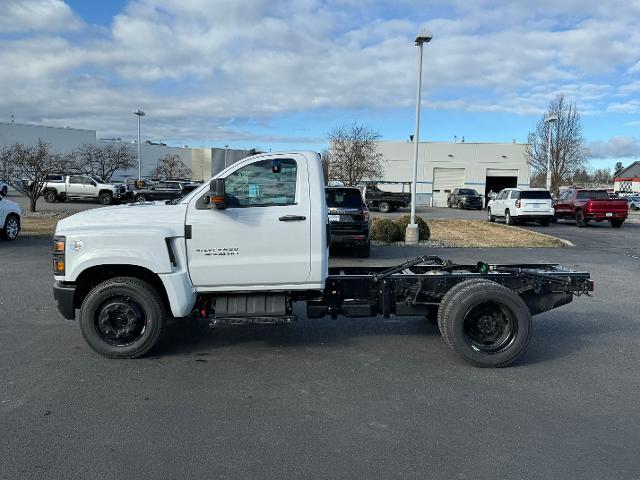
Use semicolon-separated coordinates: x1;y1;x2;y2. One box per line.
374;141;530;207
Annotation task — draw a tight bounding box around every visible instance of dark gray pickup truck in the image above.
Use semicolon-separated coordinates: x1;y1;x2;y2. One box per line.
447;188;483;209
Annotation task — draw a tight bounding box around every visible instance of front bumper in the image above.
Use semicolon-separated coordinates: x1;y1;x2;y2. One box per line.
53;282;76;320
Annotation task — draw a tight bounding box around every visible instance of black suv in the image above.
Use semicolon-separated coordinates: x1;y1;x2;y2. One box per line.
325;187;370;257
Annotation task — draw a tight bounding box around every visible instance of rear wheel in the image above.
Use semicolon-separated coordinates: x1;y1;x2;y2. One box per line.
539;219;550;227
43;190;57;203
505;210;515;226
79;276;166;358
135;194;146;203
447;200;452;208
1;186;7;197
1;214;20;241
437;279;532;367
487;208;495;223
357;243;370;258
378;202;391;214
576;210;588;227
611;218;624;228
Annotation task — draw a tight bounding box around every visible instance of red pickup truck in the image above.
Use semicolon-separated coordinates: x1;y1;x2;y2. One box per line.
554;189;628;228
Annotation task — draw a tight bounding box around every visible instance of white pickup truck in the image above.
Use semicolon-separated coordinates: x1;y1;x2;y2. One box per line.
43;174;127;205
52;151;592;367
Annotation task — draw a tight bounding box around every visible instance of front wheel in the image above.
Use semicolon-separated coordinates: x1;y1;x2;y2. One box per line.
135;195;146;203
487;208;495;223
1;186;7;197
378;202;391;214
447;200;452;208
79;277;167;358
437;280;532;367
99;192;114;205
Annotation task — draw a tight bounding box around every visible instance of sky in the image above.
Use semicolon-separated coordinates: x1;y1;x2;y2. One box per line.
1;0;639;171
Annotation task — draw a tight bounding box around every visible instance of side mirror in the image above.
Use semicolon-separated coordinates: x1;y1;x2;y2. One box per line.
204;178;226;209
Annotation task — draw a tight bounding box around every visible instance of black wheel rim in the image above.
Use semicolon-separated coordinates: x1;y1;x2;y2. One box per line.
95;296;147;346
463;301;517;353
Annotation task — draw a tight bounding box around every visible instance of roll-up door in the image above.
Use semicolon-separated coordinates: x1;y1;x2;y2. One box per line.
432;168;465;207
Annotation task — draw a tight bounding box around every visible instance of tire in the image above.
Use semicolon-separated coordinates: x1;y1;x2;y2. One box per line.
1;214;20;241
457;201;463;209
135;195;146;203
79;276;167;359
505;210;515;226
357;243;370;258
1;186;7;197
575;210;587;227
487;208;495;223
378;202;391;214
437;279;532;367
99;192;114;205
551;216;558;224
611;218;624;229
539;219;550;227
43;190;57;203
447;200;452;208
632;205;638;211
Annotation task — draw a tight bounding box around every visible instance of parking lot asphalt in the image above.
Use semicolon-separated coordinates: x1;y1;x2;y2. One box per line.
1;212;640;480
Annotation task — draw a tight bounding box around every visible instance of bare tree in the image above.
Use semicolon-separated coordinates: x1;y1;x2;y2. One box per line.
72;143;136;181
151;154;192;180
326;122;384;186
2;140;60;212
320;149;330;184
526;94;588;194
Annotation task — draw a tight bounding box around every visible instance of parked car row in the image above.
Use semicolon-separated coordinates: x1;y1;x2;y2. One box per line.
487;188;629;228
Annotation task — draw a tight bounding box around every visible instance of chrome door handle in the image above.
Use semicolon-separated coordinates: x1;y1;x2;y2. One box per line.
279;215;306;222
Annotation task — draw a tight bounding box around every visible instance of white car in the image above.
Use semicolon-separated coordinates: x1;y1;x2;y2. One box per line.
627;196;640;211
487;188;554;226
0;180;8;197
0;194;21;240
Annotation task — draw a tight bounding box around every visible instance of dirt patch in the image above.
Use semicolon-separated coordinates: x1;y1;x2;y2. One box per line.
428;219;566;248
20;212;70;237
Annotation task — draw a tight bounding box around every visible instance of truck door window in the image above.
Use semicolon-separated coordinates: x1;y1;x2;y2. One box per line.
69;175;83;184
224;159;297;207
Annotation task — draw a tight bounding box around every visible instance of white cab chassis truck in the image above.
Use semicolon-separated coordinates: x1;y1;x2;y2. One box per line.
53;152;593;367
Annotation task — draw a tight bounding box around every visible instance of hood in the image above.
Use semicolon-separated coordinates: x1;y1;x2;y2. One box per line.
55;202;187;236
1;198;20;213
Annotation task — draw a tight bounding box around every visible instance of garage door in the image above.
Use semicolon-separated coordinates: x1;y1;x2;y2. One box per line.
486;169;518;177
432;168;465;207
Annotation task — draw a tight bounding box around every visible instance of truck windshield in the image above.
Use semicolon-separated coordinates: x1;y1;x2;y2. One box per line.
576;190;610;200
326;190;364;209
520;191;551;199
458;189;478;195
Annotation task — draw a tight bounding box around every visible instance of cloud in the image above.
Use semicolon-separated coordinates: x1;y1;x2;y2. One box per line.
0;0;639;144
589;136;640;159
0;0;83;33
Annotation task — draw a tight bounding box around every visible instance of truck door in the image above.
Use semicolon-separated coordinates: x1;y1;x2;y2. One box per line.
66;175;85;197
185;154;312;290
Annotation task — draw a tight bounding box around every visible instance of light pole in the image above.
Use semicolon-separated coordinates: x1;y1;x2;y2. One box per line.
406;28;433;245
545;114;557;192
224;144;229;168
133;109;145;180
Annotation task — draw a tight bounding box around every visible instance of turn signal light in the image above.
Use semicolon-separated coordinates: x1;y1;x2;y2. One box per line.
54;259;65;274
54;240;65;252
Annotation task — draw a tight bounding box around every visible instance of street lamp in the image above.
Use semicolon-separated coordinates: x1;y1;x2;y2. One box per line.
224;144;229;168
406;28;433;245
545;114;558;192
133;109;146;180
